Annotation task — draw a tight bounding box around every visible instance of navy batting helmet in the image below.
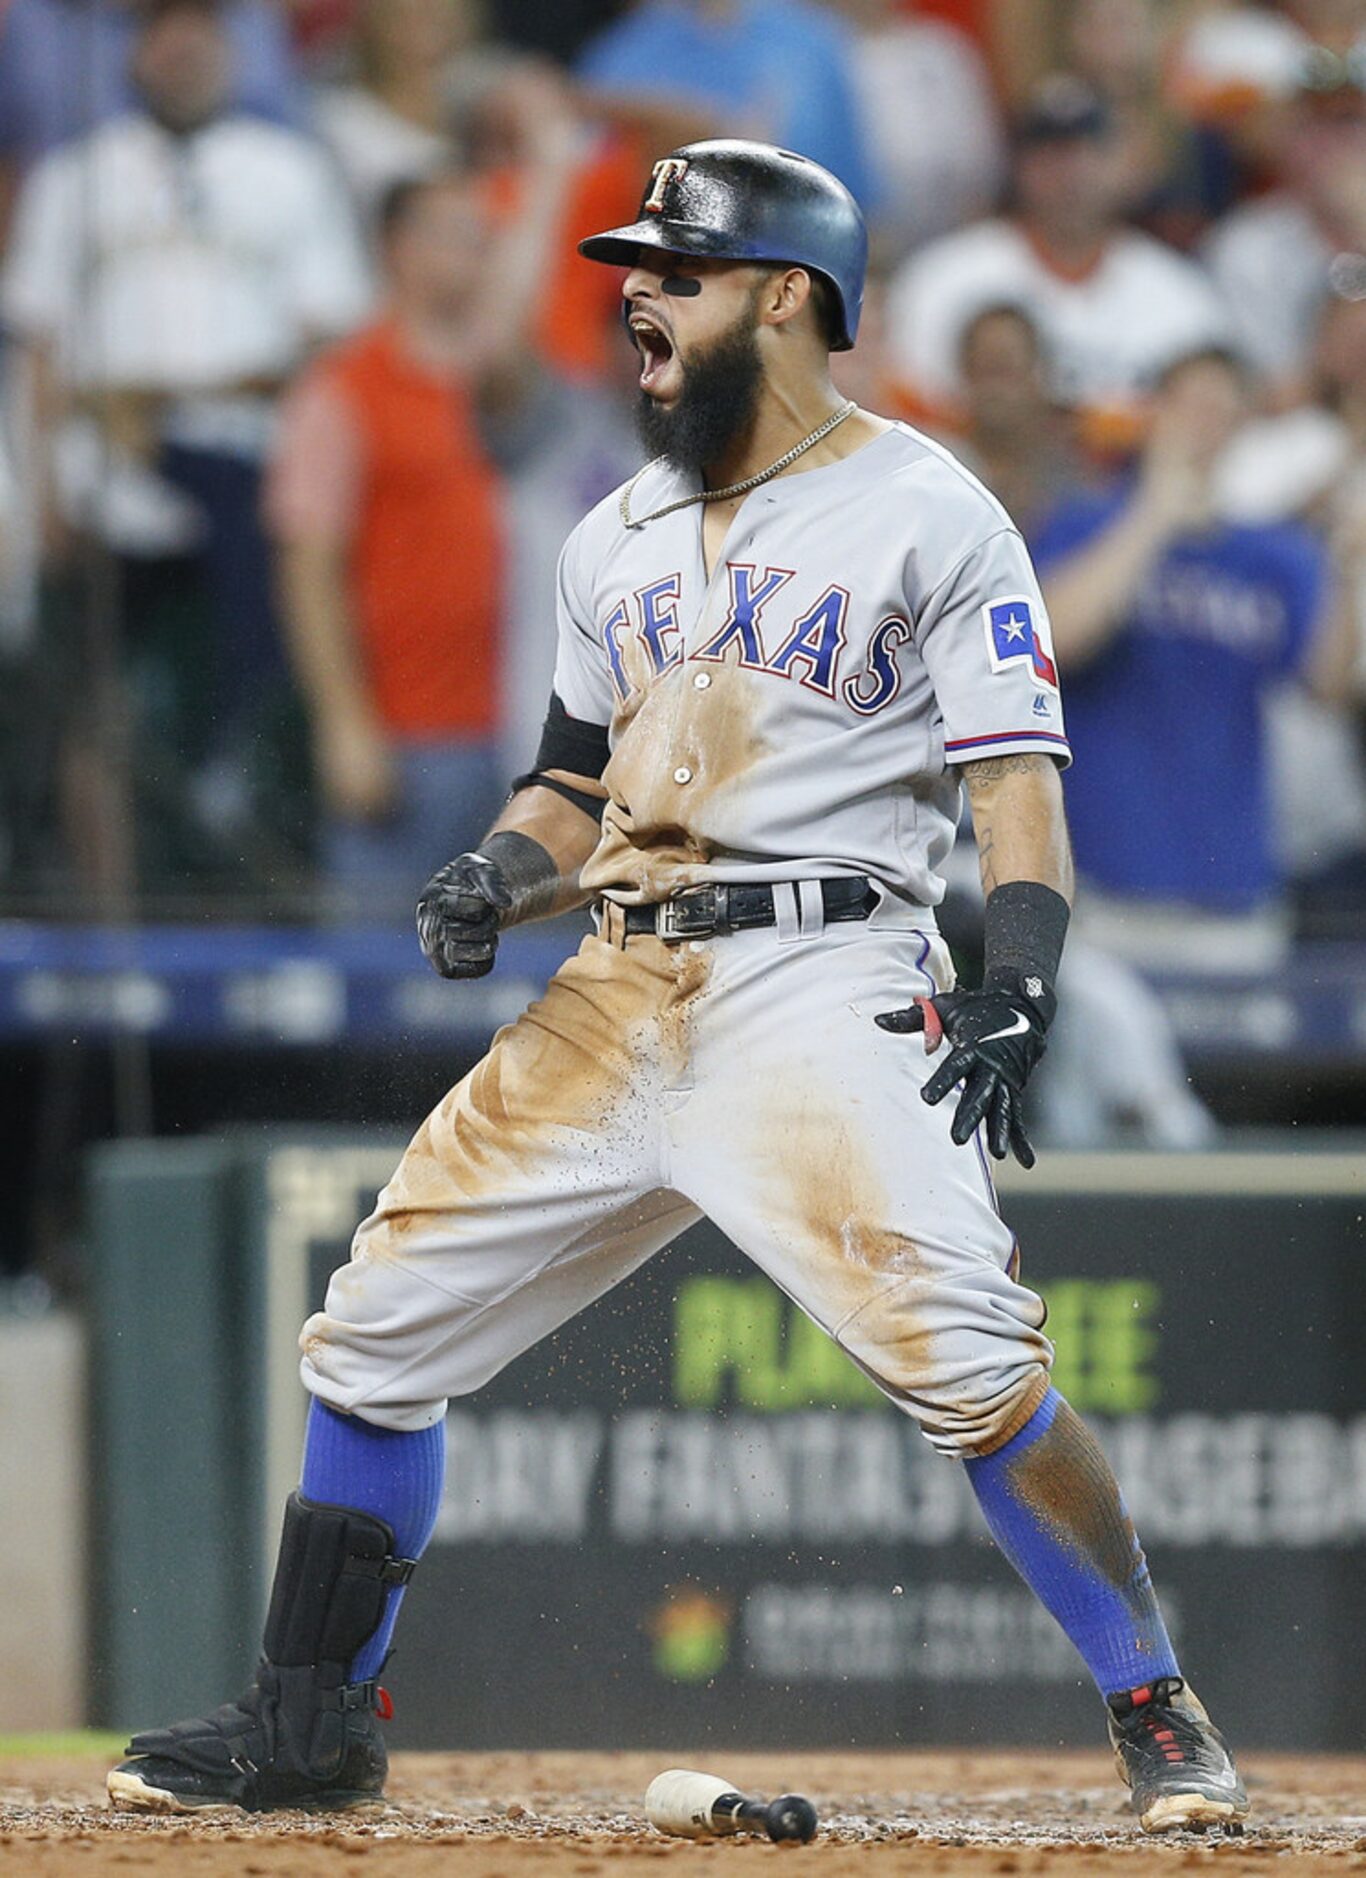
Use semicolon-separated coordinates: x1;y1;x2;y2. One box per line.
578;139;867;351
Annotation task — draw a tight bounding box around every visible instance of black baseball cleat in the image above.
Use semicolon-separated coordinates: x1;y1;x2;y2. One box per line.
107;1663;389;1813
1107;1677;1249;1834
107;1492;415;1814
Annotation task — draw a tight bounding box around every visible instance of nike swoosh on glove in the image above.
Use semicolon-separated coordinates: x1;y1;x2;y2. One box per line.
416;851;513;979
875;984;1052;1168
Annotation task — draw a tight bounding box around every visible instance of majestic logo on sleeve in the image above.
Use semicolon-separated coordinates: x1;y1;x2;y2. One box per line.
643;158;690;214
982;596;1058;690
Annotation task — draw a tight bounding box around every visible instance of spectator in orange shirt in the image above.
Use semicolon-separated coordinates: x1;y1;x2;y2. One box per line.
266;103;578;913
315;11;644;384
463;60;642;383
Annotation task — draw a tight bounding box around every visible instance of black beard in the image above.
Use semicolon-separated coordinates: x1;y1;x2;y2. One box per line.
635;312;764;477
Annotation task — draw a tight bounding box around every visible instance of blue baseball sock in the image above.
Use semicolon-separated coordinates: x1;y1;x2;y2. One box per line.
963;1386;1179;1699
299;1398;446;1683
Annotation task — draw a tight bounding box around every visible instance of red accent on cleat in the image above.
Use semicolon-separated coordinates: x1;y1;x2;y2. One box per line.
376;1688;394;1721
1129;1686;1152;1706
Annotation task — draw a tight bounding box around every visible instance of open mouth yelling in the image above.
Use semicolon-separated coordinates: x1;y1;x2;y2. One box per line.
630;313;678;395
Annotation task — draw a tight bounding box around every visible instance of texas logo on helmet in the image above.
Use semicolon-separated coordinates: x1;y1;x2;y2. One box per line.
643;158;689;214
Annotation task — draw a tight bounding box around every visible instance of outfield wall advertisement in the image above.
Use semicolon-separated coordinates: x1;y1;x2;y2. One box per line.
90;1140;1365;1750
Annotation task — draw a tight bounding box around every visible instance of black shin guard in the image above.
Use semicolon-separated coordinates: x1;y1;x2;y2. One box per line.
118;1495;417;1811
264;1493;416;1671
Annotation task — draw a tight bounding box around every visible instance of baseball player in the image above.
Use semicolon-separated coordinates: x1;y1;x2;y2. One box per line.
109;142;1247;1835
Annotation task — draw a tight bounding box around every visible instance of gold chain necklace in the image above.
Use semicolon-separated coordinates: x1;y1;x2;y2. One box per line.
619;401;857;530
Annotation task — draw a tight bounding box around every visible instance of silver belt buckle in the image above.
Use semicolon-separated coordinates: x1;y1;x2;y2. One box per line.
656;885;724;941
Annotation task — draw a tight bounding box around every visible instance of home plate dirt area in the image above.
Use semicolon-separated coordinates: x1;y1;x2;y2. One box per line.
2;1748;1364;1876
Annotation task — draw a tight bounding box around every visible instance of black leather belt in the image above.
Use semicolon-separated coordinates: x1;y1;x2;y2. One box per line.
618;876;877;941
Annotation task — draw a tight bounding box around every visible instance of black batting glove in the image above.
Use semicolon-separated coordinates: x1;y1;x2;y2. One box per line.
416;851;513;979
876;976;1054;1168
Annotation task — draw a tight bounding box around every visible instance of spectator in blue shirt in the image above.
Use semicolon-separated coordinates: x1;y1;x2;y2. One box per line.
576;0;873;212
1031;347;1341;969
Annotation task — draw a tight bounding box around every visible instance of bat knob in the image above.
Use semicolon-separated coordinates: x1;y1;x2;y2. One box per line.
765;1795;818;1842
916;994;944;1050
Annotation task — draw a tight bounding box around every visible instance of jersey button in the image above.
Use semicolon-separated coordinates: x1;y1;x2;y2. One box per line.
692;672;712;690
673;766;693;785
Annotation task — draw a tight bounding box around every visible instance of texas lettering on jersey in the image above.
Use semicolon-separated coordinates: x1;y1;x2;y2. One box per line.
603;564;893;710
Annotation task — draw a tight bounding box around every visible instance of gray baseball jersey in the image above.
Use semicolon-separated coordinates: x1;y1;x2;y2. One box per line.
554;422;1070;907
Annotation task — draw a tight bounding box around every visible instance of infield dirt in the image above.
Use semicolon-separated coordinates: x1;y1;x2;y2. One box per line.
2;1748;1363;1876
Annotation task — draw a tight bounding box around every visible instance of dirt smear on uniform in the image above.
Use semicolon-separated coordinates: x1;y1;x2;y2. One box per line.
365;934;676;1256
756;1103;1050;1456
1005;1397;1141;1589
304;933;712;1387
3;1748;1364;1876
655;940;713;1088
585;658;771;905
766;1104;923;1323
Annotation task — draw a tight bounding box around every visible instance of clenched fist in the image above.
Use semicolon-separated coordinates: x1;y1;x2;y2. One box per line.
416;851;513;979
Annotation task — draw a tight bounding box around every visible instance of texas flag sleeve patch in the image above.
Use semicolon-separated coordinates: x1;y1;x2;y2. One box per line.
982;595;1059;690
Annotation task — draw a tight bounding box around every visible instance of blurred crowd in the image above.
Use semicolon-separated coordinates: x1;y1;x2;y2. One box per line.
1;0;1365;1003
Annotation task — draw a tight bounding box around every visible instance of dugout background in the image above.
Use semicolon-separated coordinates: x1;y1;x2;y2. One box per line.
88;1137;1366;1752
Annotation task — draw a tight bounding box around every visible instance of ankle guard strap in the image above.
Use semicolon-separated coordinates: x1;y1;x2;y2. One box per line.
263;1492;418;1672
1108;1676;1184;1719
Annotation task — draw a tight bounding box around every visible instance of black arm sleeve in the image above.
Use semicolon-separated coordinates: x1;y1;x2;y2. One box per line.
531;693;611;781
508;772;607;822
508;693;612;822
981;879;1070;1010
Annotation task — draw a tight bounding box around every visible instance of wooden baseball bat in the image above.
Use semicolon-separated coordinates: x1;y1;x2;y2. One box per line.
645;1768;819;1841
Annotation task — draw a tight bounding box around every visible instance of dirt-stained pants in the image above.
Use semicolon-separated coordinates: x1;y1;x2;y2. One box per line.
300;899;1053;1456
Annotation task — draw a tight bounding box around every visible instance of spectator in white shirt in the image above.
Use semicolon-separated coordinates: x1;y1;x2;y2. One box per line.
0;0;371;870
313;0;477;233
830;0;1004;265
3;0;370;430
1203;44;1366;407
0;0;303;252
885;73;1231;447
